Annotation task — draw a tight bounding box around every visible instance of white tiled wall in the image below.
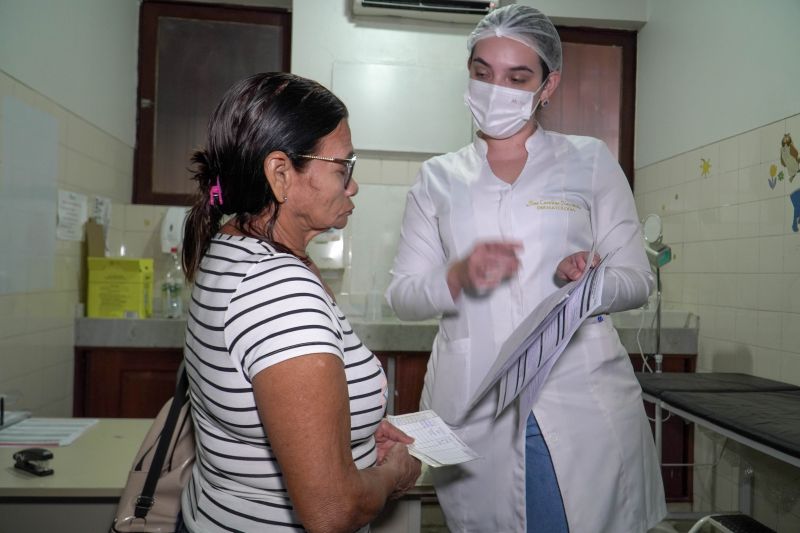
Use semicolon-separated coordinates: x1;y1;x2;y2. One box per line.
330;152;429;314
0;70;133;416
634;113;800;530
634;114;800;380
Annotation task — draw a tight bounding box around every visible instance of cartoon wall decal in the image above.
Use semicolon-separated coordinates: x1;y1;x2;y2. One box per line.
781;134;799;182
791;189;800;232
700;158;711;177
772;132;800;232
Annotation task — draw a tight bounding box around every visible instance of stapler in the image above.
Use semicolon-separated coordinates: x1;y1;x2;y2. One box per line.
13;447;54;476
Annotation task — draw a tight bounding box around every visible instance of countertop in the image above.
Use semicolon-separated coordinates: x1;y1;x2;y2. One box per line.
0;418;151;498
75;309;698;355
75;316;441;353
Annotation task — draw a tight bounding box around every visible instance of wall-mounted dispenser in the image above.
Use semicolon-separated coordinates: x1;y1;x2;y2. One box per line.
307;228;345;270
161;207;188;253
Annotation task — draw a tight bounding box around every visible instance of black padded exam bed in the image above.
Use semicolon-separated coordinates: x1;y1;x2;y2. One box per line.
636;372;800;466
635;372;798;532
636;371;800;397
661;389;800;461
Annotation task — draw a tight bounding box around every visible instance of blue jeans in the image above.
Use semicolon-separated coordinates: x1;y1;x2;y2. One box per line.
526;412;568;533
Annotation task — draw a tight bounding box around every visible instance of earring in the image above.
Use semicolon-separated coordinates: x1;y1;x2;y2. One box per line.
283;196;288;202
541;99;550;108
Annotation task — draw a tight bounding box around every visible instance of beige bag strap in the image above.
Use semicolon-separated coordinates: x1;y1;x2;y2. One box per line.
134;363;189;520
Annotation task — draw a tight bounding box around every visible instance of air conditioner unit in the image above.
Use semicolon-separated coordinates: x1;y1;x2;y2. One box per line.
353;0;502;24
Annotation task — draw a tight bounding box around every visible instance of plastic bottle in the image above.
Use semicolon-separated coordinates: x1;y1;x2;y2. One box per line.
161;247;184;319
365;274;383;321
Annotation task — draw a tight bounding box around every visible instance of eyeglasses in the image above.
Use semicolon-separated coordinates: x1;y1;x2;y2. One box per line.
294;154;357;189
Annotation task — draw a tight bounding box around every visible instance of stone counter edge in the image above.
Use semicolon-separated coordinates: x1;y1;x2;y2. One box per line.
75;317;698;355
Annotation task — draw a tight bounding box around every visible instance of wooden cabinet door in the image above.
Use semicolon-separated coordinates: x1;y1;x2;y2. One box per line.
375;351;430;416
74;348;183;418
393;353;429;415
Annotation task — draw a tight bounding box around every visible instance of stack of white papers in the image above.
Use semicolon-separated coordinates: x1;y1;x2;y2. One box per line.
0;418;99;446
0;410;31;431
387;410;479;467
469;254;609;423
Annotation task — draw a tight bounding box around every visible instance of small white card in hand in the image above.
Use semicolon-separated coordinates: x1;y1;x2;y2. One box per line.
387;410;479;467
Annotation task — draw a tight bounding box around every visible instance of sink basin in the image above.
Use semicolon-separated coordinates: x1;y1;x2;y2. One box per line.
610;309;699;330
610;309;699;355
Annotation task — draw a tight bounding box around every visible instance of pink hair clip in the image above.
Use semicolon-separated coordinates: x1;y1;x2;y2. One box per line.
209;176;223;206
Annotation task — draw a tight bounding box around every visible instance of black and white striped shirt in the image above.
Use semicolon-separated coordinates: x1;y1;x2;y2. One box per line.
181;234;388;532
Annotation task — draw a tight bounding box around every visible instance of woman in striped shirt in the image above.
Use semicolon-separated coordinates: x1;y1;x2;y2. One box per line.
178;72;421;533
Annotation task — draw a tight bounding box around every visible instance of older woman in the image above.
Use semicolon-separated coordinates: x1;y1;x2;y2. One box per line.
179;72;420;533
387;5;666;533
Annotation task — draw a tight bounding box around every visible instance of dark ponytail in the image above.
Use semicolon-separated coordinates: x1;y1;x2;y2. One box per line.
182;72;348;281
182;151;224;282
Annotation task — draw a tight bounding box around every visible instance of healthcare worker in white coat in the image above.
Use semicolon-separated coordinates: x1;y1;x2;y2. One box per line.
386;5;667;532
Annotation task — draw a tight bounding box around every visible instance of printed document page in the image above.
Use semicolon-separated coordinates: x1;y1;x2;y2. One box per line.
0;418;99;446
387;410;479;467
0;411;30;431
469;255;609;420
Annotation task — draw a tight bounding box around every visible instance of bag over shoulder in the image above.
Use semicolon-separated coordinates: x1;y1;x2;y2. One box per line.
111;365;194;533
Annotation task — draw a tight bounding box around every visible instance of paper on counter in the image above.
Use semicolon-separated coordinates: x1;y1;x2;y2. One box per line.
0;410;30;431
0;417;98;446
387;410;479;467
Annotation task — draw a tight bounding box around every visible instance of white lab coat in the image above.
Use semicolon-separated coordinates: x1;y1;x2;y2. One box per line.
387;129;667;533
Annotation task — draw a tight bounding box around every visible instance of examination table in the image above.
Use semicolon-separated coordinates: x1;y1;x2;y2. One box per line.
636;372;800;532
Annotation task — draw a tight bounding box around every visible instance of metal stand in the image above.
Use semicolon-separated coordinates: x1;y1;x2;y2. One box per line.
654;266;663;373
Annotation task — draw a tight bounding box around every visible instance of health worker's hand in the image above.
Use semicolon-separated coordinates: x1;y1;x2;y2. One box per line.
448;240;522;298
375;419;414;465
556;251;600;282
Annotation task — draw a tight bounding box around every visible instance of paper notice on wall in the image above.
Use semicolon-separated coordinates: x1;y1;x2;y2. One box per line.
92;196;111;228
91;196;112;255
56;190;88;241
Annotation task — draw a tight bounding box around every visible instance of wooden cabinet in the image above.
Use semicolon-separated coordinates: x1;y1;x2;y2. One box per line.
629;353;696;503
375;351;430;416
73;347;431;419
134;2;290;205
74;347;183;418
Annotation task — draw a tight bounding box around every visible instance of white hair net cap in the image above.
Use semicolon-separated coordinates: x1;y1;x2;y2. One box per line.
467;4;562;73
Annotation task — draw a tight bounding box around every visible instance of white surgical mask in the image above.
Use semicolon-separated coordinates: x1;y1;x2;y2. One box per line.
464;78;547;139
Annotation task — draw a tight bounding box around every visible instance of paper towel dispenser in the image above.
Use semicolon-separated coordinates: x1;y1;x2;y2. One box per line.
307;228;345;270
161;207;188;253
